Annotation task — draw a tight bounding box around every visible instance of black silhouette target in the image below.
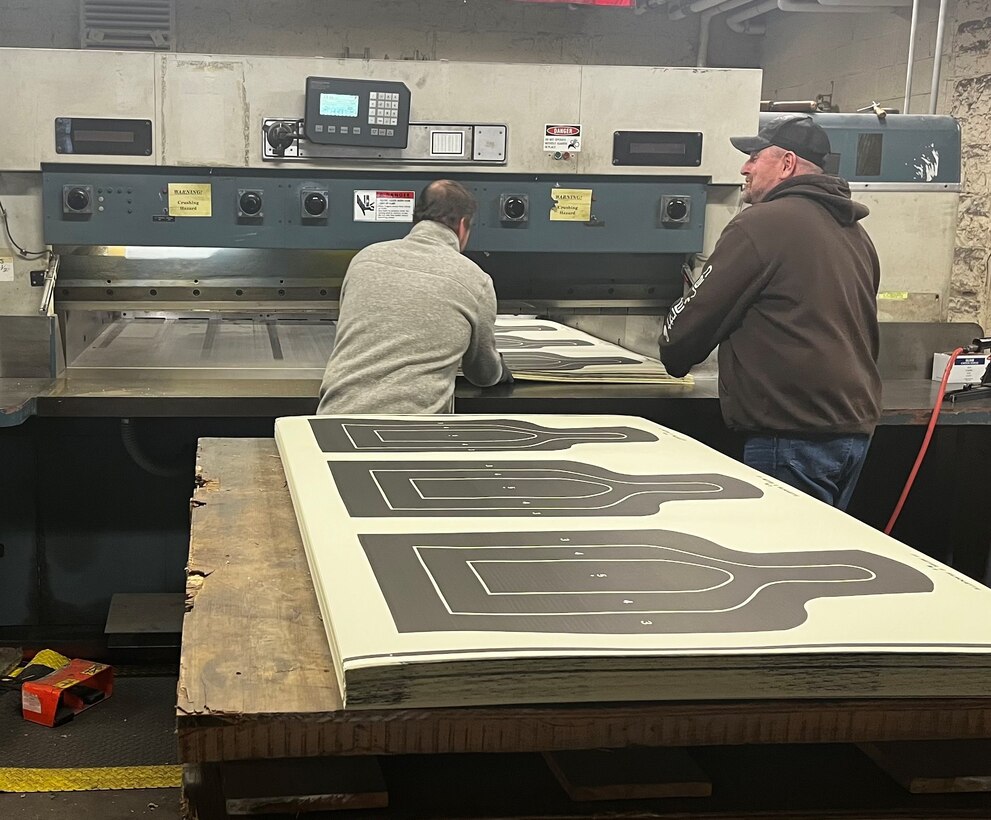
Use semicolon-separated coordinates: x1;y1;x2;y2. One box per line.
308;418;658;453
495;335;594;349
329;460;763;517
501;351;640;371
494;323;558;333
358;530;936;634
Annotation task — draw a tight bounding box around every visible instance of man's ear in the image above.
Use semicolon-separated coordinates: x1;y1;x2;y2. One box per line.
457;217;471;250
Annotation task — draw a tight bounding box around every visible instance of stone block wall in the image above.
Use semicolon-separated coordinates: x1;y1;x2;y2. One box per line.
948;1;991;327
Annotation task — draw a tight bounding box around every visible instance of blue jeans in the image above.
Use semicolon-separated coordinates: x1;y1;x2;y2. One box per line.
743;434;872;510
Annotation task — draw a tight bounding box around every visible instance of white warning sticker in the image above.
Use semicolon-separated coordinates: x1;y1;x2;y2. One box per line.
22;690;42;714
544;124;582;153
353;190;416;222
0;256;13;282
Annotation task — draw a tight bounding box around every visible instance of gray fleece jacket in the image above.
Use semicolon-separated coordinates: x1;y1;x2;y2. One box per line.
317;220;506;414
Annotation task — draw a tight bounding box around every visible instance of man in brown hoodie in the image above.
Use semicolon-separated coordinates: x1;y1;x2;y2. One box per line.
659;115;881;510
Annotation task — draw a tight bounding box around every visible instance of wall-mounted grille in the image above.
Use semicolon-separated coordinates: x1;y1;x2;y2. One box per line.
80;0;175;51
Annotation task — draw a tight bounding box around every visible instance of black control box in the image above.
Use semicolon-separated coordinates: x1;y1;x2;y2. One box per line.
304;77;411;149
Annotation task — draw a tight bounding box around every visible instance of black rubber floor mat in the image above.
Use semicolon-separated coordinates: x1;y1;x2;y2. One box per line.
0;676;177;768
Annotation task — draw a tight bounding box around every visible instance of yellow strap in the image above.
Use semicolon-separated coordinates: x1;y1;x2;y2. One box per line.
0;765;181;792
26;649;71;671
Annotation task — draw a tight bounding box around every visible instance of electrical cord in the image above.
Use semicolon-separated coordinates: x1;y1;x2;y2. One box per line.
884;346;964;535
0;194;49;259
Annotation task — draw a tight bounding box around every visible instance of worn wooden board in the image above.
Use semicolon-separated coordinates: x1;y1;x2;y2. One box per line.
183;744;991;819
179;438;343;721
177;438;991;765
860;740;991;793
222;756;387;814
543;747;711;800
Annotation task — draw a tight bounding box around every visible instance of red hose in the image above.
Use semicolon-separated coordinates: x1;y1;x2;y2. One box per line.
884;346;964;535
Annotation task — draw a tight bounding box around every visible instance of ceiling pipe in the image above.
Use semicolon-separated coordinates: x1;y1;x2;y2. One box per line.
817;0;911;5
929;0;949;113
726;0;777;32
697;0;758;64
670;0;731;20
726;0;895;33
902;0;920;112
715;0;903;35
777;0;897;10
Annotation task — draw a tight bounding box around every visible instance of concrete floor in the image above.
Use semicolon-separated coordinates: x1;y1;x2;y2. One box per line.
0;789;180;819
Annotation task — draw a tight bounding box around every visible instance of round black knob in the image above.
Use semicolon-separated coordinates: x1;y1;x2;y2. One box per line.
267;120;296;152
665;198;688;221
66;187;90;211
503;196;527;221
239;191;262;216
303;192;327;216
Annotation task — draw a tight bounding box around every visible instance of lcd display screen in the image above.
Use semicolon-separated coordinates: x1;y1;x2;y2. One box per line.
75;130;135;143
630;142;686;155
320;93;359;118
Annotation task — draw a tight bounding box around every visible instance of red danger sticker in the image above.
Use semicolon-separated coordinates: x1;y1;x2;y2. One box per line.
546;126;581;136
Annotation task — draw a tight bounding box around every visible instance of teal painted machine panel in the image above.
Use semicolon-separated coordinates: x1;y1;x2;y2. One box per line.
43;165;707;254
758;113;960;184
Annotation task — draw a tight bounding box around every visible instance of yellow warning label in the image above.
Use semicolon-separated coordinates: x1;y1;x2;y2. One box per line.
878;291;909;300
168;183;212;217
550;188;592;222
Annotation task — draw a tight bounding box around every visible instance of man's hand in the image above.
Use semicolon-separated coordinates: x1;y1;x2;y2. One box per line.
498;356;514;385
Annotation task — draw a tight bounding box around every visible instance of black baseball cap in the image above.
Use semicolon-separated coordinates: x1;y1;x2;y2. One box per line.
730;115;831;167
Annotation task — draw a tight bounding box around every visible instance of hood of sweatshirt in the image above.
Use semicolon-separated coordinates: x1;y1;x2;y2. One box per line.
764;174;870;226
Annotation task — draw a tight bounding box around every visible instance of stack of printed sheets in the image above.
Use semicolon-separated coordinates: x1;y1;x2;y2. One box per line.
490;317;690;384
275;413;991;710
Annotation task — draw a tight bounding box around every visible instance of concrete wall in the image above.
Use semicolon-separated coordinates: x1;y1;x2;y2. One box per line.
0;0;761;67
760;5;954;115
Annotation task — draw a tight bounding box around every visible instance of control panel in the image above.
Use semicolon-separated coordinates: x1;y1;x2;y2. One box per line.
43;166;707;254
304;76;411;149
263;120;507;164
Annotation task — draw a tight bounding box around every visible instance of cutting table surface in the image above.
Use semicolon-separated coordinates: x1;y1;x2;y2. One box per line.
4;316;991;424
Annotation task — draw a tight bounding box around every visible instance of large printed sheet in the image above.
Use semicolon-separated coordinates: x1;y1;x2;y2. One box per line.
275;414;991;709
489;317;691;384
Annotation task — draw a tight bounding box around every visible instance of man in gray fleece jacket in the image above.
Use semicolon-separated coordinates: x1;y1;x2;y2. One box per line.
317;179;510;415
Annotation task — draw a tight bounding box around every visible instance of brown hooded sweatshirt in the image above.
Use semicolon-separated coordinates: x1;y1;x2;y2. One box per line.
659;174;881;435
